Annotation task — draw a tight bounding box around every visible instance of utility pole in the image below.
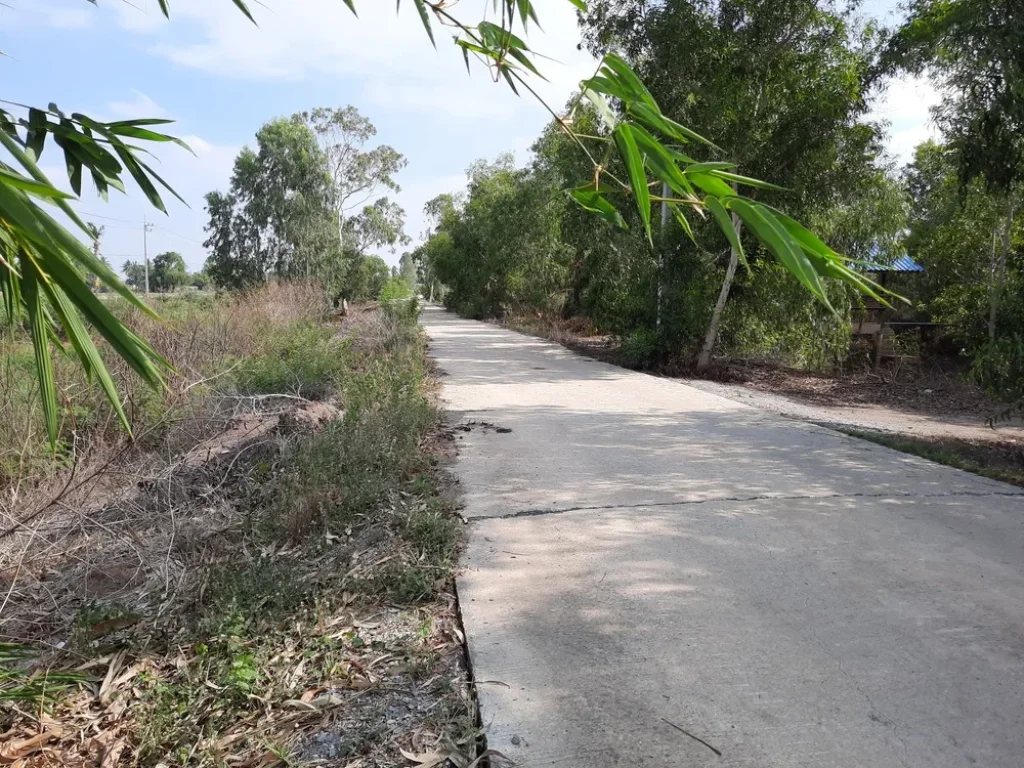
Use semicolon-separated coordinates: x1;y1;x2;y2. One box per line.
143;217;154;295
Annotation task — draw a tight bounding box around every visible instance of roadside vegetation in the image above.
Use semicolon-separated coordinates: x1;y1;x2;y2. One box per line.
411;0;1023;412
0;287;476;766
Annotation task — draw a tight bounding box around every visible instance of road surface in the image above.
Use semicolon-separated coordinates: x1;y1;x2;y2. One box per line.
422;306;1024;768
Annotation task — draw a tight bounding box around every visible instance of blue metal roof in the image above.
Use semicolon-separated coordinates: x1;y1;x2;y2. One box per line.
864;255;925;273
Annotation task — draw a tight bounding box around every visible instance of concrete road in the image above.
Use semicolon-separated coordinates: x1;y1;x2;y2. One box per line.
421;306;1024;768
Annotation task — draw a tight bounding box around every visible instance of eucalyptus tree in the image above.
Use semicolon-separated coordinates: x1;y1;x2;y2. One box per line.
299;106;407;248
203;116;339;290
1;0;888;446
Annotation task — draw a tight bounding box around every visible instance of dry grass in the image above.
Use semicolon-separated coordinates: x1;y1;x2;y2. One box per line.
0;293;476;767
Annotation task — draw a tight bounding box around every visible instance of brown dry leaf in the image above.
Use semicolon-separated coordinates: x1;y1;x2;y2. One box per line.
99;738;126;768
0;731;55;763
98;650;127;702
282;700;317;712
398;749;452;768
298;688;321;703
313;693;344;709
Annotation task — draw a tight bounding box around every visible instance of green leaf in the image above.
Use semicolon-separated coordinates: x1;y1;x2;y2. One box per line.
706;196;748;273
0;168;72;200
709;170;786;191
231;0;258;24
500;67;521;95
583;88;617;130
757;203;840;259
343;0;357;14
568;187;627;229
412;0;435;47
613;123;652;242
506;47;546;80
627;102;720;149
583;75;632;103
684;161;736;173
0;127;92;236
627;123;694;199
516;0;540;28
37;274;134;435
21;262;58;448
25;109;47;161
157;0;170;19
565;0;587;10
729;198;832;311
668;203;697;244
601;53;657;109
687;171;735;198
111;147;167;213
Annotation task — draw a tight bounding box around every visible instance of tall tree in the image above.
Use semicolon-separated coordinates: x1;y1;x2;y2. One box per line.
300;106;407;246
887;0;1024;340
399;251;418;291
904;140;1023;347
582;0;887;366
203;117;340;290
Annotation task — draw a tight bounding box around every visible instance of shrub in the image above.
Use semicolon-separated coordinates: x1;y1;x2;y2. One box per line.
619;327;662;369
233;323;347;400
971;333;1024;400
379;277;420;322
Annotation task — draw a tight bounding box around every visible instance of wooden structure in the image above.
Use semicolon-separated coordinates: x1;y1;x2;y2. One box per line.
851;255;937;365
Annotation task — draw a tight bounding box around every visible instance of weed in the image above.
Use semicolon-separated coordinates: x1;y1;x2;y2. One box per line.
842;428;1024;488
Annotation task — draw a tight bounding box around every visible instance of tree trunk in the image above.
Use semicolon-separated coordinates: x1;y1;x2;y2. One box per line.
989;200;1015;341
657;182;669;330
697;210;742;370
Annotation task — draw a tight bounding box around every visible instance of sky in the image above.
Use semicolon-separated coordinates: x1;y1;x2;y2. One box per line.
3;0;940;274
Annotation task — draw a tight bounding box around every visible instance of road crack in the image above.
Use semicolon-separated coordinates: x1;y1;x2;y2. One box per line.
472;488;1023;521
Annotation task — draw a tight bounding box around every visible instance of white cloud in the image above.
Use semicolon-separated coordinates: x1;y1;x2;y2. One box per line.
106;0;596;119
1;1;95;31
870;74;942;166
107;91;172;121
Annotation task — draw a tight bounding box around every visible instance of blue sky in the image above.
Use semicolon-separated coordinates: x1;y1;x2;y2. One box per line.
4;0;938;274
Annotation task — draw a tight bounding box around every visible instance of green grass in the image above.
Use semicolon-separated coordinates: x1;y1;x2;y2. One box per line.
841;428;1024;488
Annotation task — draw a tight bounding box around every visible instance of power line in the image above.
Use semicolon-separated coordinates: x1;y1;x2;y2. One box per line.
155;226;202;246
76;211;140;224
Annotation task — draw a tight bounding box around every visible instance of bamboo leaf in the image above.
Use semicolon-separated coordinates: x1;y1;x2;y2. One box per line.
668;203;697;244
21;262;58;448
231;0;258;23
568;187;627;229
710;170;786;191
627;102;720;150
601;53;657;109
583;88;617;130
706;196;748;273
412;0;435;47
628;123;694;198
0;169;73;200
613;124;652;242
688;171;735;198
729;198;832;311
